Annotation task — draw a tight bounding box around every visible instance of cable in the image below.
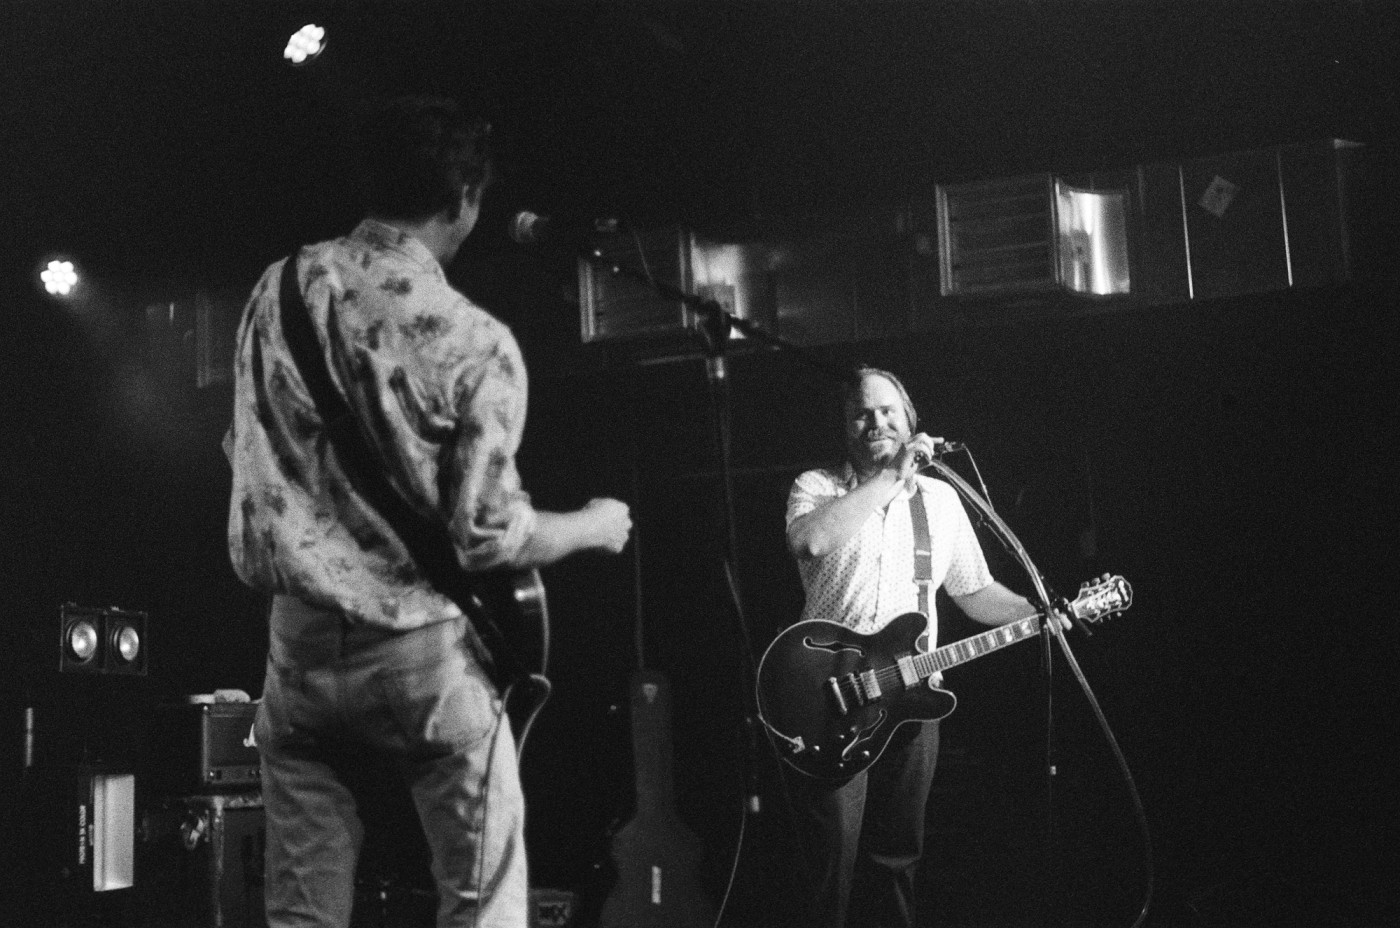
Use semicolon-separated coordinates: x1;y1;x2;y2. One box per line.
710;788;752;928
921;452;1155;928
1053;628;1156;928
470;684;514;928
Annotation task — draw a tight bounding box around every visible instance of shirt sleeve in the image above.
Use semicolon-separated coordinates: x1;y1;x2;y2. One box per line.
445;325;538;571
941;487;994;597
786;469;839;527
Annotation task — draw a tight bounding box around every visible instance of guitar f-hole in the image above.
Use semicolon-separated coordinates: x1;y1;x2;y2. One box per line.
840;710;886;763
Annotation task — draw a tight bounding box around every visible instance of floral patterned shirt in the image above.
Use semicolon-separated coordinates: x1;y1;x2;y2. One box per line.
225;219;538;631
786;465;993;646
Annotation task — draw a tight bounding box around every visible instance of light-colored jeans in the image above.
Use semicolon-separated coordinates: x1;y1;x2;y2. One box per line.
256;596;528;928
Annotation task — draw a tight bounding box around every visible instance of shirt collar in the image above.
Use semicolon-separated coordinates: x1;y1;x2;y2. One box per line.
351;218;444;277
839;460;917;501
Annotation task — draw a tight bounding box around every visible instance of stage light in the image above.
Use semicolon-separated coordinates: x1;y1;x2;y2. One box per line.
284;24;326;66
42;259;78;296
61;606;105;673
104;611;146;675
59;605;149;676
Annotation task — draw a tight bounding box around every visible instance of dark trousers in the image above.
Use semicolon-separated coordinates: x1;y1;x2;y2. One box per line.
789;721;940;928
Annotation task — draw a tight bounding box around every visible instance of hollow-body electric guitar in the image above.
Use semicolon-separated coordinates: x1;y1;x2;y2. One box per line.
459;567;551;758
756;575;1132;780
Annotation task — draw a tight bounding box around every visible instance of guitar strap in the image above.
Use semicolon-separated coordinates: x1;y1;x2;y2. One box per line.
274;250;524;686
909;487;933;625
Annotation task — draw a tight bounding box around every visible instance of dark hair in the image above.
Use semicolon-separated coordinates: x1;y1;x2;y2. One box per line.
845;365;919;432
360;95;494;222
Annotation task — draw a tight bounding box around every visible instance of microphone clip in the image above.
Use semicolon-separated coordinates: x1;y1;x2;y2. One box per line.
913;441;964;467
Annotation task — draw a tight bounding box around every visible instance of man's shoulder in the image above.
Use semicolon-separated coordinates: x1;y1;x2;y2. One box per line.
791;465;850;494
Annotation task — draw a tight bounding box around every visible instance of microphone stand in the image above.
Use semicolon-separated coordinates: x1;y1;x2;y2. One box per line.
917;454;1065;925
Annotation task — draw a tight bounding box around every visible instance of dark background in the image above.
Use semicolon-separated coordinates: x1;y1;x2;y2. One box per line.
2;2;1398;927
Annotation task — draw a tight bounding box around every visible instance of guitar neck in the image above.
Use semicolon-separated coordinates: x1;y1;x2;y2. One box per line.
915;613;1045;679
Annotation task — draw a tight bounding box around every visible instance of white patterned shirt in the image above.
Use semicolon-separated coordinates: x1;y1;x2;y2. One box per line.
786;465;993;647
225;219;538;632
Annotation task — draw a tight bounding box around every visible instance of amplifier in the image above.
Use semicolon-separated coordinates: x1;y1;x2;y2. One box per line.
139;792;266;928
151;701;261;794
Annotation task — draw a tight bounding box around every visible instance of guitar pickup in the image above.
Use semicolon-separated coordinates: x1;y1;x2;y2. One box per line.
856;669;882;704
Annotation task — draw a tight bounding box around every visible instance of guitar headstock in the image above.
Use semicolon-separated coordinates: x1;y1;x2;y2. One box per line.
1068;574;1132;624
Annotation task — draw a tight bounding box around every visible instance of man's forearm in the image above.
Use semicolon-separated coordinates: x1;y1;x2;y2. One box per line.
507;498;631;569
788;473;901;559
511;510;598;568
952;581;1036;626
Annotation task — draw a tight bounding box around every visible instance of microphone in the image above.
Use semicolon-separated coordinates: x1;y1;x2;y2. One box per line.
507;210;619;246
913;440;964;466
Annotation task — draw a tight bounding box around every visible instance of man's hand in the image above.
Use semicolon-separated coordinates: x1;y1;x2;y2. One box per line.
891;433;946;481
582;497;632;554
516;498;633;567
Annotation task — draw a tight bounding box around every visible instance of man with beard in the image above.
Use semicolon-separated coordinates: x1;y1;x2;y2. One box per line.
784;366;1034;928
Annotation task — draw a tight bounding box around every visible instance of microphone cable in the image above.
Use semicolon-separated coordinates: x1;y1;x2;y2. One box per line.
1052;624;1155;928
929;448;1155;928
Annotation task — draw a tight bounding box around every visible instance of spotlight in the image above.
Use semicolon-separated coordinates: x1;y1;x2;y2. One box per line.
103;609;147;676
284;24;326;66
59;605;149;676
41;259;79;296
60;606;105;673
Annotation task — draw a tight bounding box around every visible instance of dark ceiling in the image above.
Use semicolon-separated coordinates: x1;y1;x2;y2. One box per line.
3;0;1397;290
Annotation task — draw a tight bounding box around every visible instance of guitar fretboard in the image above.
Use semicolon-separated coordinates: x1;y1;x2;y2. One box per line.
916;614;1043;677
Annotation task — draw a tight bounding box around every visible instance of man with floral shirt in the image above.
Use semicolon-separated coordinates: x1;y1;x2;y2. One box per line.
785;366;1032;928
226;96;631;928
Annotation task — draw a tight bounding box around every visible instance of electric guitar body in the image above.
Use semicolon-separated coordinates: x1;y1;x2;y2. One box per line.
459;567;551;756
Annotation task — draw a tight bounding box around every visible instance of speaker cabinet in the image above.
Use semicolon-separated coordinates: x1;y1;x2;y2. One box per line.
140;793;267;928
149;701;261;795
